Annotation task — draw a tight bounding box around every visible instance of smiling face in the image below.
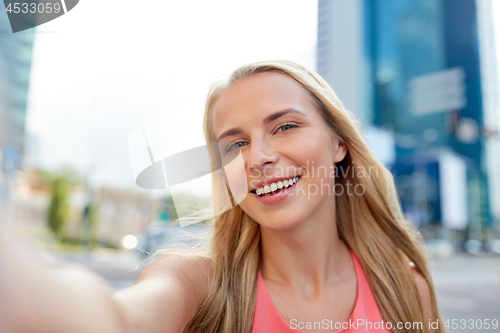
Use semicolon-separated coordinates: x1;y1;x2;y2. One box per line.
211;72;346;231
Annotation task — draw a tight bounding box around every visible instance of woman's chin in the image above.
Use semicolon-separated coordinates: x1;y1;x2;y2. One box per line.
256;214;305;232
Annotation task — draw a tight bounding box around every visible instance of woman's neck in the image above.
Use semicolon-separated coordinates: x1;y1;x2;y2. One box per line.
259;203;352;294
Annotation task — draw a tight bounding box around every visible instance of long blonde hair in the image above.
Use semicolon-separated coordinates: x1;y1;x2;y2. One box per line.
159;60;445;333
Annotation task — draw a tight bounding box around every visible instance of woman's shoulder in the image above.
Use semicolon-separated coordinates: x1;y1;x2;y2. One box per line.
410;265;435;325
137;252;213;304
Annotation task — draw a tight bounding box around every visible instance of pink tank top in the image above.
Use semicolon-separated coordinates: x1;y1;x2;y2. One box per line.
251;248;392;332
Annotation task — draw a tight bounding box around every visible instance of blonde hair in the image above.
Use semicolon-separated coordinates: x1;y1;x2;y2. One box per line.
157;60;445;333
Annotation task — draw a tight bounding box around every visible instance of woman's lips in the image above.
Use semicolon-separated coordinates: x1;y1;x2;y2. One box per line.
251;175;302;196
251;176;302;205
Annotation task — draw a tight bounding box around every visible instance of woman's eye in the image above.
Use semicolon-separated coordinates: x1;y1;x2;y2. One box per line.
226;141;247;152
276;123;298;133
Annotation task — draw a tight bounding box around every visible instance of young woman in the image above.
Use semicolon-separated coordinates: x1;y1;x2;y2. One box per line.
0;60;445;333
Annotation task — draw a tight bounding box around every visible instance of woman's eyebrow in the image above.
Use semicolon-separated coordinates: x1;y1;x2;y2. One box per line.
218;127;243;141
217;108;307;141
263;108;307;124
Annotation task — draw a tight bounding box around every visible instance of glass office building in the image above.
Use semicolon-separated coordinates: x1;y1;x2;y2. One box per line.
318;0;500;243
0;9;35;204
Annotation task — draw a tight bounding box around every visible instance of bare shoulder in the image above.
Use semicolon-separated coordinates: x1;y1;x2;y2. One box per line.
410;267;431;306
137;253;213;301
410;266;435;328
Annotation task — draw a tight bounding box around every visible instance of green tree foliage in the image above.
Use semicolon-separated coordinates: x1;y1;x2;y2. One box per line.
81;199;98;248
47;176;70;242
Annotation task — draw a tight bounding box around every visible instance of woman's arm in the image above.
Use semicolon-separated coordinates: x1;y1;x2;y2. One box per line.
112;253;211;333
0;225;209;333
0;226;132;333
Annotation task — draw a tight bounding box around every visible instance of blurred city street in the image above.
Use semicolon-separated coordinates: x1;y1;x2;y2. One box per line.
432;254;500;331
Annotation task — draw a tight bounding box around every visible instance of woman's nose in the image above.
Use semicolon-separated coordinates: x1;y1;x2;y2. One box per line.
246;139;279;172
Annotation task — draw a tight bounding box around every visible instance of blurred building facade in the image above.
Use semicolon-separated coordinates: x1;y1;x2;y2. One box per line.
318;0;500;247
0;9;35;207
13;169;157;248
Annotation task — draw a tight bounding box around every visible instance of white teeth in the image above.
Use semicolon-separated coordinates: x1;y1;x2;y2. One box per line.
254;176;300;196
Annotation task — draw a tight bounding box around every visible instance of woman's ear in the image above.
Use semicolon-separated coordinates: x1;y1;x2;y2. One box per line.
333;140;347;163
